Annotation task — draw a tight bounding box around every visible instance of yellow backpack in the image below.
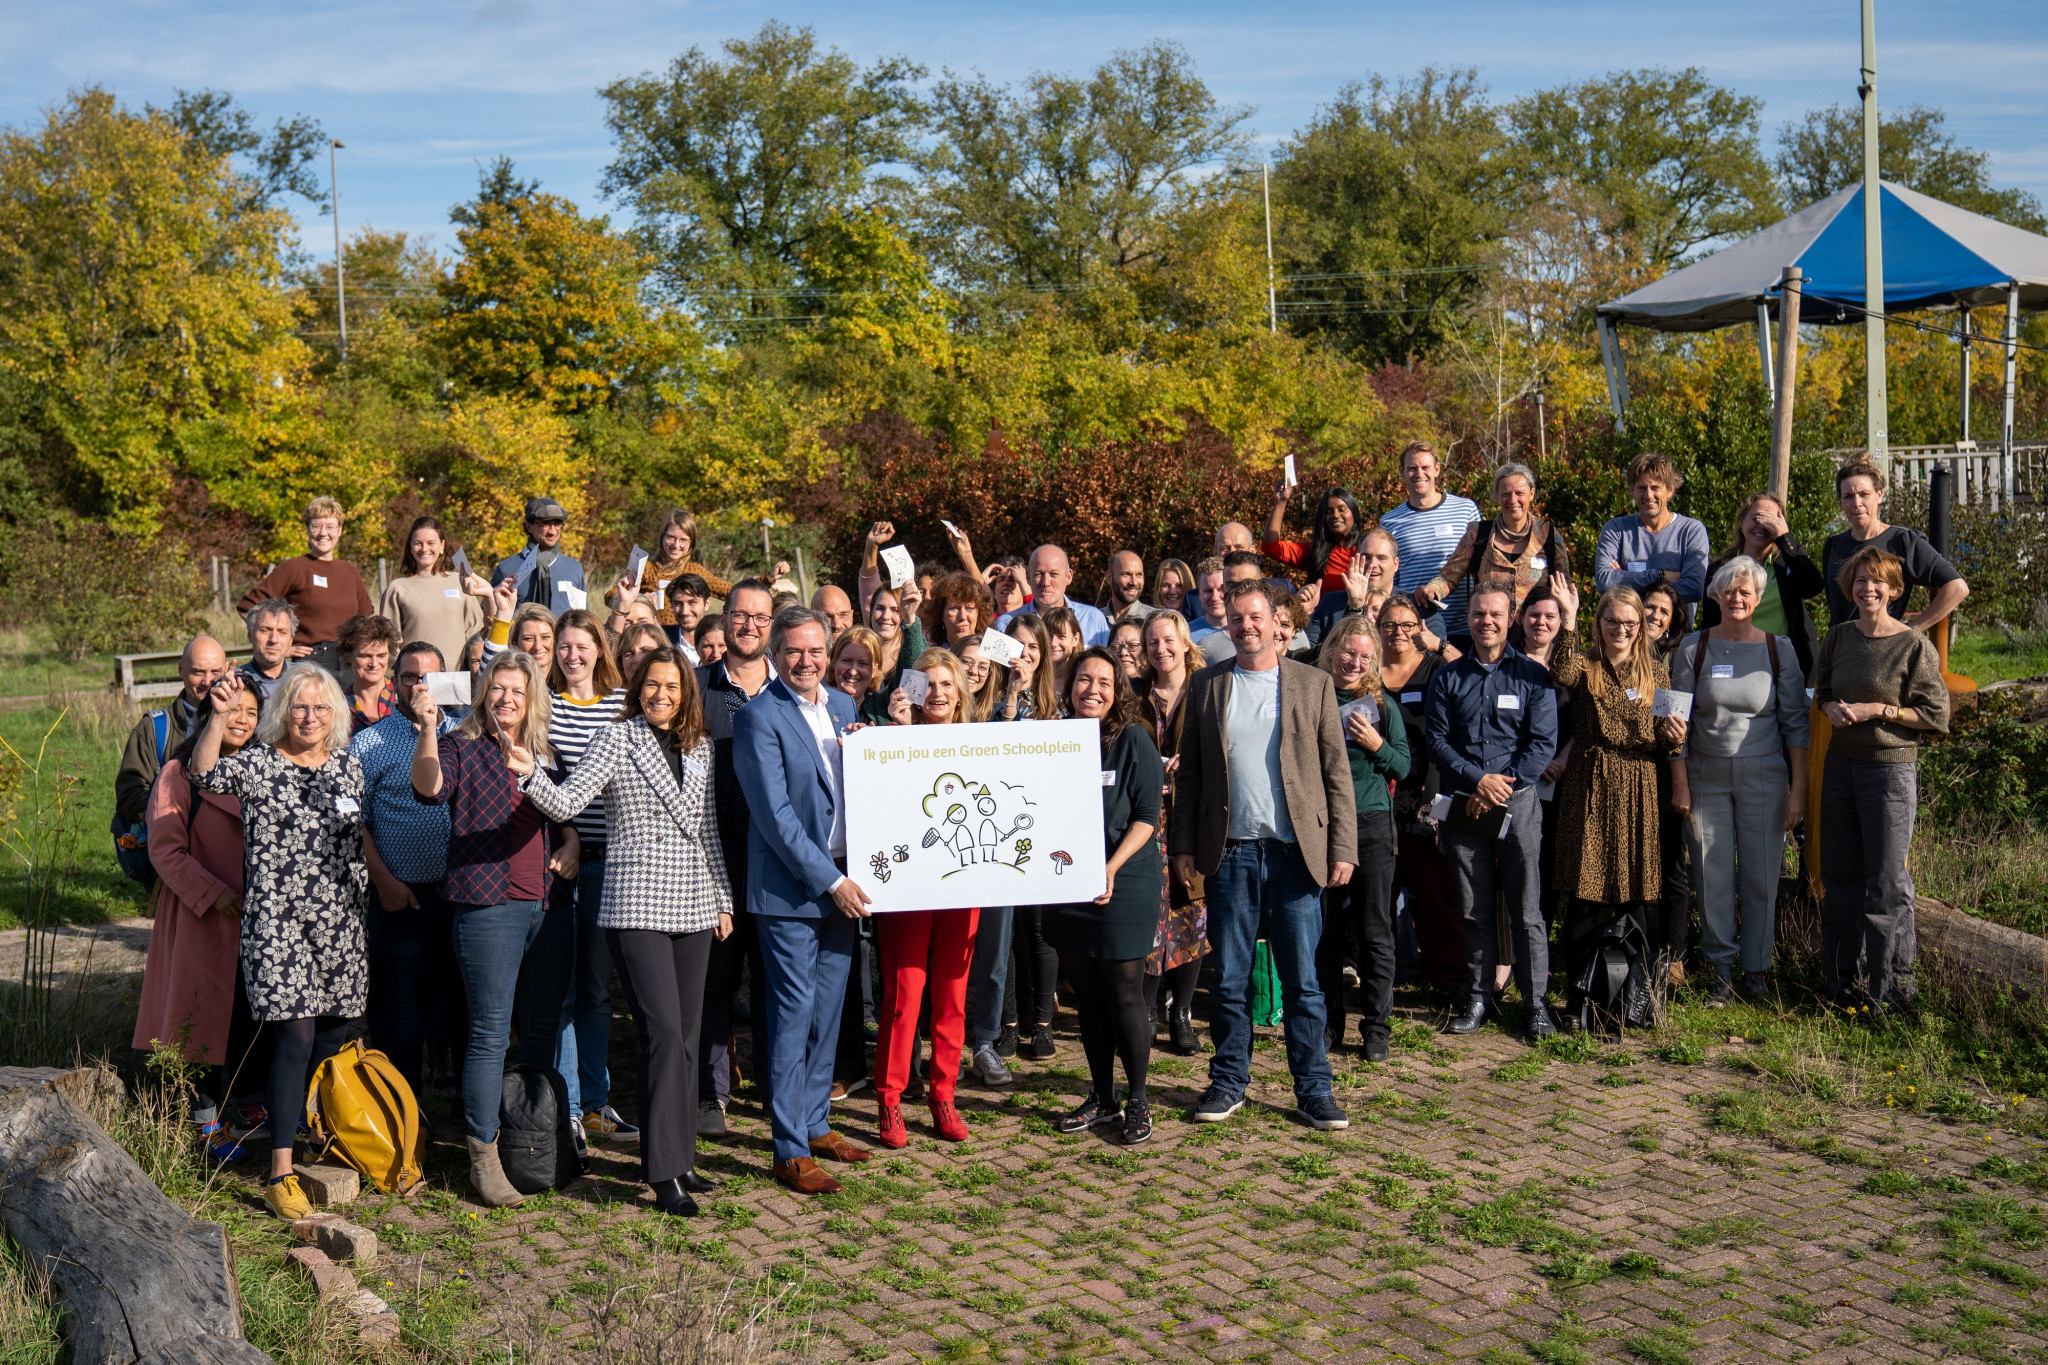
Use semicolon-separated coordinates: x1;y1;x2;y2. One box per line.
305;1040;427;1196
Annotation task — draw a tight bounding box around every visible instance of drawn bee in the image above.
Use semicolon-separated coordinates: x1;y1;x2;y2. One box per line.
892;845;910;863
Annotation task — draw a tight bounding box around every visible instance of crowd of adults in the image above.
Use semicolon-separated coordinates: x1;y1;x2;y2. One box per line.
122;442;1962;1219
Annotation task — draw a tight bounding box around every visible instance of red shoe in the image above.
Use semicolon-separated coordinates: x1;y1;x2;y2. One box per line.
876;1098;907;1149
928;1098;970;1142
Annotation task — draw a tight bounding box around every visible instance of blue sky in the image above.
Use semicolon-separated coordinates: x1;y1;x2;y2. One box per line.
5;0;2043;262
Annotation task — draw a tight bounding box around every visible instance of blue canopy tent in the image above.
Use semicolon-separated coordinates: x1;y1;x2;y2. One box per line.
1596;181;2048;500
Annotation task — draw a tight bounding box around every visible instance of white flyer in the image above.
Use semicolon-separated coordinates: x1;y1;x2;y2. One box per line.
899;669;930;707
625;544;649;589
843;719;1108;912
1339;695;1381;728
1284;453;1298;488
977;628;1024;668
880;544;916;589
1653;688;1694;720
941;519;962;539
563;584;588;610
425;672;473;706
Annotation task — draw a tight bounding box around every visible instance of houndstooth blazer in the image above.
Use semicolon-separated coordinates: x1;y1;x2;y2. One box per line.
522;717;733;933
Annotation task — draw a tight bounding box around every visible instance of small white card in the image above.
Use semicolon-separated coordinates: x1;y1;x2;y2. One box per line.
900;669;930;707
1284;453;1298;488
334;795;360;815
881;544;916;589
1440;523;1462;537
1625;687;1641;701
1340;696;1381;727
426;672;473;706
452;548;472;580
1711;664;1735;679
626;545;650;588
563;584;587;610
941;519;962;539
1429;793;1454;822
1498;812;1514;840
1497;693;1520;710
1264;700;1281;719
1531;556;1547;571
977;628;1024;667
312;574;329;588
1628;560;1649;573
654;578;671;609
1653;688;1693;720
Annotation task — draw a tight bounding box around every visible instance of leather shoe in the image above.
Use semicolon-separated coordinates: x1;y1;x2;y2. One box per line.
772;1157;841;1195
1445;994;1490;1035
676;1170;717;1194
808;1131;872;1164
649;1178;699;1217
1363;1033;1391;1063
1525;1005;1557;1043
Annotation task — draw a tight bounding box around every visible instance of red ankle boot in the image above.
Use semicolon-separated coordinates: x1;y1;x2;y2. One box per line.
876;1098;907;1149
928;1097;970;1142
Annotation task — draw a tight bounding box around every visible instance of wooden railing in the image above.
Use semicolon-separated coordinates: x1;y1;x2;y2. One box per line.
1822;444;2048;510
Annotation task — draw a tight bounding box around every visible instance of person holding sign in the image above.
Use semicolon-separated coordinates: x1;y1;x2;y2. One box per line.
1669;556;1810;1007
1261;478;1366;597
188;665;372;1221
1545;587;1685;1032
1421;583;1558;1041
731;606;872;1195
493;496;587;616
379;514;488;674
1812;547;1951;1013
1038;648;1165;1145
1313;617;1410;1061
409;651;577;1208
868;650;983;1147
1170;580;1357;1132
510;648;735;1219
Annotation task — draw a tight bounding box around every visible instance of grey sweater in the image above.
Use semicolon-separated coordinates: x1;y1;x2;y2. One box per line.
1670;632;1810;759
1812;624;1951;763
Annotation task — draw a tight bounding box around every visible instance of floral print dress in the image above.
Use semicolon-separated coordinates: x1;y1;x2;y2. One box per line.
193;744;370;1021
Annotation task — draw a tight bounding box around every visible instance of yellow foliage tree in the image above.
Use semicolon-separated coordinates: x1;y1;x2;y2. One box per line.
427;396;590;564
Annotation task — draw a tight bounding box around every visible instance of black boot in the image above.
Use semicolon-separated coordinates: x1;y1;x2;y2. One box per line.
1168;1006;1200;1056
676;1169;717;1194
1445;994;1489;1035
650;1178;699;1217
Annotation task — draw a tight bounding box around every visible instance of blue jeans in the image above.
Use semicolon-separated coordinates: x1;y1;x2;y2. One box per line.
1205;838;1332;1102
555;860;611;1117
963;906;1013;1049
450;898;570;1143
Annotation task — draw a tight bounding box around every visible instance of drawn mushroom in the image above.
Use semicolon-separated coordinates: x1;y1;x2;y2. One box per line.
1050;850;1072;875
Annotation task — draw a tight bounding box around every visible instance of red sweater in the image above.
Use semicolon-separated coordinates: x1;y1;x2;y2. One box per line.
238;555;375;647
1260;539;1356;593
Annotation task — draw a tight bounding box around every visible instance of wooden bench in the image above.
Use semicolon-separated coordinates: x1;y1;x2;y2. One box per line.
114;648;254;703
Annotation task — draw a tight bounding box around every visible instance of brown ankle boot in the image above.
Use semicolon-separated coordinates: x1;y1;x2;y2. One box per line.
465;1136;527;1208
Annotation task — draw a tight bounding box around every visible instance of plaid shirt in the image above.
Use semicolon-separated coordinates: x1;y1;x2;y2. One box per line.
414;733;561;907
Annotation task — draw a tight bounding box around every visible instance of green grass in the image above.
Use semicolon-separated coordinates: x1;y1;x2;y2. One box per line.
1914;812;2048;939
0;700;149;927
0;625;131;701
1948;628;2048;686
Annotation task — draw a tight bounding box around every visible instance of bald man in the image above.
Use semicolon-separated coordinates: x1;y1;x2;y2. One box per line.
996;545;1110;645
811;585;855;635
1214;522;1257;556
1100;550;1155;625
116;635;233;828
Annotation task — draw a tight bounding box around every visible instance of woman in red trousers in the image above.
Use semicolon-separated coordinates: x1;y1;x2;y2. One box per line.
874;648;981;1147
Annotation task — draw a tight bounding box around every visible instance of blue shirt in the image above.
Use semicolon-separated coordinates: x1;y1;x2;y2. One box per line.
1592;513;1710;605
351;710;458;884
996;600;1111;648
1422;646;1558;792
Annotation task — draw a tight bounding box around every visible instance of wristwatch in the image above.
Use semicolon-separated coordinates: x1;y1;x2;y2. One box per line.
1883;704;1899;723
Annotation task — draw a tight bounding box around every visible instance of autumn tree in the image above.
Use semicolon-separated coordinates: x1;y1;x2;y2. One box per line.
151;88;331;216
1775;103;2045;231
598;22;925;323
432;166;687;412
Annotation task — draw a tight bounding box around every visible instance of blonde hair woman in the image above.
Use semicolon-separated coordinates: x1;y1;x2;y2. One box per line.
190;663;369;1220
410;650;579;1208
873;647;982;1149
1548;587;1685;1030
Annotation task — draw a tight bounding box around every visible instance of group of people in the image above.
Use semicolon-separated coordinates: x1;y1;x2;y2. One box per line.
123;442;1962;1220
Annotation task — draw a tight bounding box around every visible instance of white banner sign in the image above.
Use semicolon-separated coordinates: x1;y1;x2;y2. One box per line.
844;718;1107;912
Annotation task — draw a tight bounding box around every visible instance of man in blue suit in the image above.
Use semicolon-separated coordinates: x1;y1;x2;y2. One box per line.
732;605;874;1194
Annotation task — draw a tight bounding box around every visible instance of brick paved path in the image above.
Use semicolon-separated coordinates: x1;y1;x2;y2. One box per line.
336;1002;2048;1364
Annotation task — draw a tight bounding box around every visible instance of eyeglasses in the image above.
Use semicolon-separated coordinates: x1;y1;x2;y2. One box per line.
1604;621;1641;634
1382;621;1420;633
289;704;334;719
728;612;773;628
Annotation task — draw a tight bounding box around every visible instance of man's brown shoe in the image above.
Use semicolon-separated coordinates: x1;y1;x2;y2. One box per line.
772;1157;840;1195
808;1131;872;1164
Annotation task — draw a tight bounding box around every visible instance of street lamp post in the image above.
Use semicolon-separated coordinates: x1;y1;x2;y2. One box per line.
329;139;348;363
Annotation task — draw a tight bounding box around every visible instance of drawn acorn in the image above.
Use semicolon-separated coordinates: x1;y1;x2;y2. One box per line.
1050;850;1072;875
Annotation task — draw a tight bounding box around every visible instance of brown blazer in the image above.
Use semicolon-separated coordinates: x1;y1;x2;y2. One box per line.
1167;655;1358;885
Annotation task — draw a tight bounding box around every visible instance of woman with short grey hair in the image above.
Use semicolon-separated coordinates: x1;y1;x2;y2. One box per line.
1670;554;1810;1006
1423;462;1570;619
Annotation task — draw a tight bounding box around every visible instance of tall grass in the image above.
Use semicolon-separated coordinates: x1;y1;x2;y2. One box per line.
0;710;98;1066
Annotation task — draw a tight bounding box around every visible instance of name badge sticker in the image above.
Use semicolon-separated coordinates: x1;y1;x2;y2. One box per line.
1496;694;1521;711
1100;770;1117;787
1265;701;1281;720
335;796;360;815
1627;560;1648;574
1625;688;1640;701
444;587;462;598
1711;664;1735;679
1400;691;1422;704
1530;556;1547;571
312;574;329;588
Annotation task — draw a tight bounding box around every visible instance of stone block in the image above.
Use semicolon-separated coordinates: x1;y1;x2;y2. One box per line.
297;1162;360;1206
286;1245;358;1304
289;1213;343;1243
358;1313;403;1347
315;1219;381;1266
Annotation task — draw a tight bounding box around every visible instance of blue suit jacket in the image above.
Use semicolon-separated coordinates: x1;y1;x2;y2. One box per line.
732;678;858;919
493;546;588;616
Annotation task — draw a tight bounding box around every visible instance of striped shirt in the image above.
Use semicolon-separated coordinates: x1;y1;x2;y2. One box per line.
1380;493;1481;632
482;623;625;857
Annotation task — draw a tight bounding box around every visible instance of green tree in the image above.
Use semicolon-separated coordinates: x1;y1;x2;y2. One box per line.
0;87;305;530
1271;69;1510;366
1775;103;2045;231
920;41;1252;291
432;168;688;413
597;21;925;322
1508;67;1778;273
151;88;331;215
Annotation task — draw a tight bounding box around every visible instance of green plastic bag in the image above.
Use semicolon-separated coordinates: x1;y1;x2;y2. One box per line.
1250;939;1284;1027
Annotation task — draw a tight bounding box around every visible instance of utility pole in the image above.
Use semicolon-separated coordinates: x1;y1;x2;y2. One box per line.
1770;266;1803;502
1859;0;1887;462
1262;161;1277;334
329;139;348;363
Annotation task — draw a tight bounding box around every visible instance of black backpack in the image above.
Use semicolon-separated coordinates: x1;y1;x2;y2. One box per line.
498;1065;583;1194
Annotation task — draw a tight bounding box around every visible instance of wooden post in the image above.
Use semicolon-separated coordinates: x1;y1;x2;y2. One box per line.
1769;266;1802;502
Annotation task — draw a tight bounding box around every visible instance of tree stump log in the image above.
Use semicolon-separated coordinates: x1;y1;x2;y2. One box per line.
0;1067;273;1365
1917;895;2048;990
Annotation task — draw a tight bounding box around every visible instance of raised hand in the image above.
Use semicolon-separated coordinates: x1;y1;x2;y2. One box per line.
207;671;245;716
1298;581;1323;616
1344;554;1371;608
614;576;639;606
867;521;896;548
463;572;493;598
411;685;440;731
492;578;518;621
